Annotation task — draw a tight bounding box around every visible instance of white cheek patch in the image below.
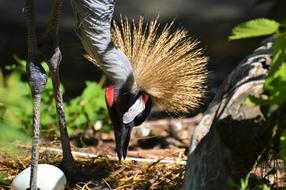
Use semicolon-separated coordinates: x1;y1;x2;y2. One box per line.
122;96;145;124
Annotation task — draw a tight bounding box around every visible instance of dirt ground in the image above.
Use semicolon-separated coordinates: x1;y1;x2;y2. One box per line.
1;114;286;189
0;116;198;189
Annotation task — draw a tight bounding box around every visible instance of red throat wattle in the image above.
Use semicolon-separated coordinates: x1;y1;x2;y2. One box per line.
105;85;115;107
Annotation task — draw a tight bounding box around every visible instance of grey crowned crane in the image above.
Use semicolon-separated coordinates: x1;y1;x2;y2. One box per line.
71;0;207;160
24;0;207;189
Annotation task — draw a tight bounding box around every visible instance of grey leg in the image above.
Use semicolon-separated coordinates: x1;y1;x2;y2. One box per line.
25;0;47;189
27;65;47;190
45;0;76;176
26;0;77;185
48;47;76;175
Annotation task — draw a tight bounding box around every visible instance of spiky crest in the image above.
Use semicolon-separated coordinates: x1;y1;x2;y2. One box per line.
87;17;207;114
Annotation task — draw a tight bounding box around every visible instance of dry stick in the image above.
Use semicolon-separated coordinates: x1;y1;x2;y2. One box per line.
18;145;186;165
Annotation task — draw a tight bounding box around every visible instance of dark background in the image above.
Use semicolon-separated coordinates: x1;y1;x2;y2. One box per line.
0;0;282;108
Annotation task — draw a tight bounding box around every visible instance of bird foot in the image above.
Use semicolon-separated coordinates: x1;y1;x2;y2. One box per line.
59;160;92;183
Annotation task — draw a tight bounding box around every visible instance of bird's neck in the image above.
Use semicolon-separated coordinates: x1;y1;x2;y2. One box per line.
72;0;135;87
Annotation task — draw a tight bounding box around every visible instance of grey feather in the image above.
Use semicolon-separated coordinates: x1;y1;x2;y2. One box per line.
71;0;135;87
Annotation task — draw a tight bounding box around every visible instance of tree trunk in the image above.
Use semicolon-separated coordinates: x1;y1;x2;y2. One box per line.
183;38;274;190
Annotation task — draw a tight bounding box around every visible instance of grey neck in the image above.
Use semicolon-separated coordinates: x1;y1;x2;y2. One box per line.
71;0;136;88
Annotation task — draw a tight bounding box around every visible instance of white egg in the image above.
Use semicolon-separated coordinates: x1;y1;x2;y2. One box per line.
11;164;67;190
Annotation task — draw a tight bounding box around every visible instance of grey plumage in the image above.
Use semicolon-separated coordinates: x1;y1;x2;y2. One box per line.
71;0;136;88
70;0;207;160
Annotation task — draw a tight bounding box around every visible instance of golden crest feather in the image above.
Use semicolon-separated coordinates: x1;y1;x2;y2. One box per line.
87;17;208;114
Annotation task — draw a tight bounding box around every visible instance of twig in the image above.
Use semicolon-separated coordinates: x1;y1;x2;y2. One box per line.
17;145;186;165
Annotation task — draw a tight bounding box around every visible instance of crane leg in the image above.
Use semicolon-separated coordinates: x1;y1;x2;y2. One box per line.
48;48;76;176
45;0;76;178
25;0;76;187
25;0;47;189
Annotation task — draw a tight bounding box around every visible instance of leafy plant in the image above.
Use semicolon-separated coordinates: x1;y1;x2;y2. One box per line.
0;70;30;153
3;56;58;134
0;56;111;138
0;57;110;184
65;81;111;133
240;173;251;190
240;173;271;190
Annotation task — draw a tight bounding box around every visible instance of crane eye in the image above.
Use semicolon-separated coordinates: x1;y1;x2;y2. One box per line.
105;85;115;107
142;93;148;103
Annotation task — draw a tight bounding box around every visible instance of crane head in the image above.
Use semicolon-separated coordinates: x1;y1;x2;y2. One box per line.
105;83;152;160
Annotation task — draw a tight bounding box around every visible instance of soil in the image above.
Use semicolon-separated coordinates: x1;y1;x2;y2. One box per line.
0;116;200;189
0;114;285;189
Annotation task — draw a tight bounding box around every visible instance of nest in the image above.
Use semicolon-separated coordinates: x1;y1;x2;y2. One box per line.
0;148;185;190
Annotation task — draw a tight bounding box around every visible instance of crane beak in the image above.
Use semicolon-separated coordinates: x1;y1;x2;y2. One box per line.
114;122;133;160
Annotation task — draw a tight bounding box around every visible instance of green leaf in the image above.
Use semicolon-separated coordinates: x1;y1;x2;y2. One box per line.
247;96;268;106
229;18;279;40
0;103;6;119
240;173;250;190
0;173;8;185
0;70;4;88
0;121;30;156
74;114;87;126
269;34;286;76
264;62;286;105
41;62;50;74
12;54;26;68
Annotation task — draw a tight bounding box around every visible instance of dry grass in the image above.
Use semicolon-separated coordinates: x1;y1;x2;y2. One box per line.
0;148;185;190
1;147;286;189
252;156;286;189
